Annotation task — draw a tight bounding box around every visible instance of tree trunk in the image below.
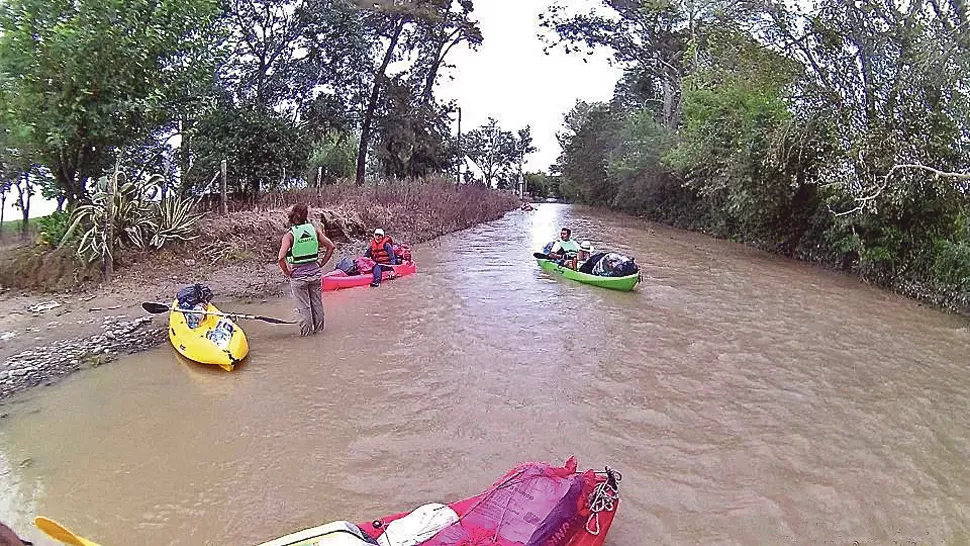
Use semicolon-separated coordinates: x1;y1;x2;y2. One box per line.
15;173;31;240
54;154;85;205
422;31;461;103
56;194;65;212
104;164;118;281
356;20;406;187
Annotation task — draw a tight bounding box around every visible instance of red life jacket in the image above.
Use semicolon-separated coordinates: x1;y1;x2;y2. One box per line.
369;235;393;264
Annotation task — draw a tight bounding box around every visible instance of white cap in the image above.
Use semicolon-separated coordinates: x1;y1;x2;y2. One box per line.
374;228;385;236
580;240;593;251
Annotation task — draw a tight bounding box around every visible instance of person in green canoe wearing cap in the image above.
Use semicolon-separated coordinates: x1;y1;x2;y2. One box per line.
277;204;335;336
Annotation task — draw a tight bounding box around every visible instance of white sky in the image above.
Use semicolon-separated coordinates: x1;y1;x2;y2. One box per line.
3;0;620;220
435;0;621;172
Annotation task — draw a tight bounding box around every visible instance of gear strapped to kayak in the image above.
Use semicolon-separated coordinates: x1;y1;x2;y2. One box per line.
35;458;620;546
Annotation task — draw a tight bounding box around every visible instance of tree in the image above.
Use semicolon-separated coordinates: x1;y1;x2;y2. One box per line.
373;78;457;179
540;0;757;128
307;131;358;185
464;118;530;189
554;102;618;204
355;0;481;185
525;171;560;199
412;0;483;103
11;167;43;239
188;104;312;196
0;181;7;228
0;0;222;204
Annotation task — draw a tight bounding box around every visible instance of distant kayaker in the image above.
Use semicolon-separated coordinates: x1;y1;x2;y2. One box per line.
548;227;581;267
277;204;335;336
364;228;397;287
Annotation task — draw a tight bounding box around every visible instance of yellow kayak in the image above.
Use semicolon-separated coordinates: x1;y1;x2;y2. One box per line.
168;300;249;371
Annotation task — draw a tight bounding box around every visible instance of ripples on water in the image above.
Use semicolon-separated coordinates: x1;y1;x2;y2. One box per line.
1;204;969;545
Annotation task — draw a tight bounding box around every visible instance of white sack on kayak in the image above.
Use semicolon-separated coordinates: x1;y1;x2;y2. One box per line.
376;503;459;546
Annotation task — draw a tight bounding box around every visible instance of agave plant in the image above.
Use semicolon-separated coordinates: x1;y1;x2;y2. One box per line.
61;170;201;264
150;192;202;248
62;171;155;263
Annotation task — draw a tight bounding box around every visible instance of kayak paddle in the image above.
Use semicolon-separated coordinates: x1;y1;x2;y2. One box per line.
34;517;101;546
141;302;297;325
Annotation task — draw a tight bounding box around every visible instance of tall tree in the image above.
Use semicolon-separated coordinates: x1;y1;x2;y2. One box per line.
355;0;481;185
465;118;535;189
0;0;222;204
540;0;753;128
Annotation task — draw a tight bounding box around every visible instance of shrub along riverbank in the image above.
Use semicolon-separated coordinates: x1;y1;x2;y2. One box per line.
543;2;970;316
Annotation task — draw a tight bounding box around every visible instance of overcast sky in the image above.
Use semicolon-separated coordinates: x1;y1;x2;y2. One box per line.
435;0;622;172
3;0;620;220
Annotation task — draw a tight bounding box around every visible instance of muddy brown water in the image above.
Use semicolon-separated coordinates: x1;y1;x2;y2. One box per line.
2;204;969;545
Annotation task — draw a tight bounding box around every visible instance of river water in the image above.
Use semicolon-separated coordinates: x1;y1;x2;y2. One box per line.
1;204;969;545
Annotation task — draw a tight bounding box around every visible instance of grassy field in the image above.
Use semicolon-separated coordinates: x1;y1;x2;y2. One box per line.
0;216;42;241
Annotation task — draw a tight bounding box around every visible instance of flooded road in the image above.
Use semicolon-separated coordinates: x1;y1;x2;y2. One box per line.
2;204;969;545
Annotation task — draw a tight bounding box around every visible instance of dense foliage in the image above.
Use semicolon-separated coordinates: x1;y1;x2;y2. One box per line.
0;0;485;210
542;0;970;308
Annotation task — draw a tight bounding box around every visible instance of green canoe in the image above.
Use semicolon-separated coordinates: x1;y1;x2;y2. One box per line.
536;258;640;291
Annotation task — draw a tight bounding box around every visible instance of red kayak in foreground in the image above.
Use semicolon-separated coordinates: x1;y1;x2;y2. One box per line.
259;457;621;546
321;261;417;291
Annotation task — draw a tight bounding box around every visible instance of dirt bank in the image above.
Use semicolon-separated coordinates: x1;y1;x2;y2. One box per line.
0;183;520;402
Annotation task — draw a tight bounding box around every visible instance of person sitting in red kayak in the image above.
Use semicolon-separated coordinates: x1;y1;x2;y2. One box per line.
364;228;397;287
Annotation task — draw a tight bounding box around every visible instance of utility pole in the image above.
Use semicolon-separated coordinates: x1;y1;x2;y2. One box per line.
456;106;462;185
220;159;228;215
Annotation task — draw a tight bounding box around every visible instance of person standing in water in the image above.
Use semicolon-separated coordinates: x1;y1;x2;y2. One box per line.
277;204;335;336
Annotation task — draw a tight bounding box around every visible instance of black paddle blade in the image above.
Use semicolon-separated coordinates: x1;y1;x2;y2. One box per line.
142;302;171;314
254;315;297;325
533;252;550;260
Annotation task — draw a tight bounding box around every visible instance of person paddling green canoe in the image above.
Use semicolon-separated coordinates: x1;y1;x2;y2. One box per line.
548;227;581;268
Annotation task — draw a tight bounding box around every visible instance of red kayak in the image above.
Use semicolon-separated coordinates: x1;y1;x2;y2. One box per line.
259;457;621;546
321;261;417;291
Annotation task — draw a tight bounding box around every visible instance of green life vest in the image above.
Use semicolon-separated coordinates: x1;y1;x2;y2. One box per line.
556;239;580;254
288;223;319;265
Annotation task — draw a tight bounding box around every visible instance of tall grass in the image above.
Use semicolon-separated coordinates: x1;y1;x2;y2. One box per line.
219;179;518;242
195;179;519;263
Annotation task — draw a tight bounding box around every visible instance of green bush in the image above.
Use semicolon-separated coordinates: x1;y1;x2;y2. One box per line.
37;211;72;248
932;238;970;291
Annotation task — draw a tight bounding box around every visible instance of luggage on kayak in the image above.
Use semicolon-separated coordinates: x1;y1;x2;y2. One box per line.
355;257;377;274
259;457;621;546
335;257;358;275
393;244;412;263
375;503;458;546
592;253;639;277
35;458;620;546
177;283;213;308
176;283;214;329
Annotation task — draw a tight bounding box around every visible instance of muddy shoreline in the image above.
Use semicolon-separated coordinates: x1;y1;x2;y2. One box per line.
1;188;521;402
1;234;429;402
